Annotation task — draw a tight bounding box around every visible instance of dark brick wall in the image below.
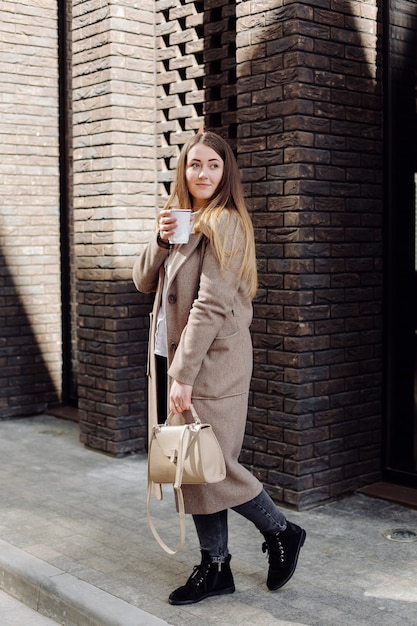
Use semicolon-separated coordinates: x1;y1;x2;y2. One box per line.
237;0;384;507
0;256;59;418
73;0;385;505
77;279;151;456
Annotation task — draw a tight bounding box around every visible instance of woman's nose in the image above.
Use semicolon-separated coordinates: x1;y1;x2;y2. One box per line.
198;168;208;178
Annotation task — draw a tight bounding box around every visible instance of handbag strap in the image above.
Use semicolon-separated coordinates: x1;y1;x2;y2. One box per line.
146;481;186;555
147;421;197;555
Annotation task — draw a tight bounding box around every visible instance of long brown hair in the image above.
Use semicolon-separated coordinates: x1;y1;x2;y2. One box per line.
164;131;258;299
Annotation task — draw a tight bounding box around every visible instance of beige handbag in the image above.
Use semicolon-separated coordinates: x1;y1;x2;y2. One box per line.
147;404;226;554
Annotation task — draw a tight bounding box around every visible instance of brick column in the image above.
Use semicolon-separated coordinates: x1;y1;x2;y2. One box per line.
72;0;157;454
237;0;383;507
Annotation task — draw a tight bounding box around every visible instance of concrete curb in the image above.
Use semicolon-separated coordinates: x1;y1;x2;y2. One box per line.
0;539;170;626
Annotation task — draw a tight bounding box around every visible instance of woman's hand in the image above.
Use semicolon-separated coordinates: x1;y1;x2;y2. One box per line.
170;380;193;414
158;209;177;243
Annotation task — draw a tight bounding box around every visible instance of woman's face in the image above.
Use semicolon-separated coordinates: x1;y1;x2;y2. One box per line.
185;143;224;209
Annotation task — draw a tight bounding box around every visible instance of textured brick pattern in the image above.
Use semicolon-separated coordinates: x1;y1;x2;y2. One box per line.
77;279;151;455
0;0;61;417
1;0;403;509
204;0;238;143
236;0;383;507
156;0;204;196
72;0;157;454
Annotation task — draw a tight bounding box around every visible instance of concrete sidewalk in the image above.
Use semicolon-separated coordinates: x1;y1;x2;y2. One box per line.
0;414;416;626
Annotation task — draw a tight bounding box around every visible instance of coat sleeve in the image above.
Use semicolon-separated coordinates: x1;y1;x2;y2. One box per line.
132;234;170;294
168;214;249;387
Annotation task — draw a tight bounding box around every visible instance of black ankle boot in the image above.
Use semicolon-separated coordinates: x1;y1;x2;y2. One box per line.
168;550;235;605
262;521;306;591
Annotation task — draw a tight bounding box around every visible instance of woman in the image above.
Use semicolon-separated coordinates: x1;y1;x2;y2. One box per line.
133;131;306;605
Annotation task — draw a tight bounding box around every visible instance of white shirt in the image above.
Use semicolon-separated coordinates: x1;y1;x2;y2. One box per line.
154;212;197;357
154;253;173;357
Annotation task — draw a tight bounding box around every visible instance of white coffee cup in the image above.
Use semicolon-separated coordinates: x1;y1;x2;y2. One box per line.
169;209;192;244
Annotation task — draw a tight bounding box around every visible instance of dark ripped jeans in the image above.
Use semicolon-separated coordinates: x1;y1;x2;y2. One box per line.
192;488;287;563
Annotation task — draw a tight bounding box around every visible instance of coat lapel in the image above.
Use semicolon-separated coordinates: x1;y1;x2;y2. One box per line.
166;231;204;287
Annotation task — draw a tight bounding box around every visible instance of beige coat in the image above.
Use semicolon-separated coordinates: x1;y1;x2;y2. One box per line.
132;219;262;514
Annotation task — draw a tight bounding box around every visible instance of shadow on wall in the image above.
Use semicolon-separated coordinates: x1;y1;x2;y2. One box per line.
0;243;59;419
203;0;237;144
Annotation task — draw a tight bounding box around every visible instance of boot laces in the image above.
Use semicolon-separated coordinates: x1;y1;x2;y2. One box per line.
262;535;285;564
188;562;210;589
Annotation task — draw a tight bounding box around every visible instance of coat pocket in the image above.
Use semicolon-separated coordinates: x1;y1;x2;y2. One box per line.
192;328;252;399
